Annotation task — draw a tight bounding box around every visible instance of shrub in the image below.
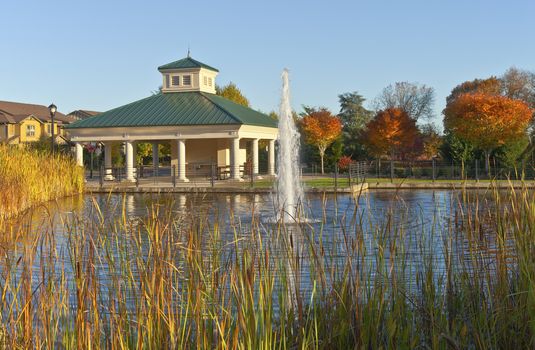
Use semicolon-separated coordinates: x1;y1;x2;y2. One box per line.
337;155;352;172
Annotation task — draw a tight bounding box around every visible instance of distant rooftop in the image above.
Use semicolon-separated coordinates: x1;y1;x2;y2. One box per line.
67;110;101;121
0;100;72;124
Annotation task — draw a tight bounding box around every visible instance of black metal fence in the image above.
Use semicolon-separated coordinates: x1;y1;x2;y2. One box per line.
301;159;535;181
348;162;366;184
89;158;535;189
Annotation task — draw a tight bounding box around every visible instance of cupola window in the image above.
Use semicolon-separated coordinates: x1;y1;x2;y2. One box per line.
183;75;192;86
159;56;218;93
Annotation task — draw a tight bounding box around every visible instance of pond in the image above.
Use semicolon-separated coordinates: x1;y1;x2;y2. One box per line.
1;188;524;348
7;189;505;302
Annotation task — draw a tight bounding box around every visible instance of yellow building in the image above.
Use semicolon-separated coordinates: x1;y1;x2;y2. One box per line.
0;101;74;144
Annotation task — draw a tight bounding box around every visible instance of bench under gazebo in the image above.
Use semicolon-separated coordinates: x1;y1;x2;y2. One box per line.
65;56;278;182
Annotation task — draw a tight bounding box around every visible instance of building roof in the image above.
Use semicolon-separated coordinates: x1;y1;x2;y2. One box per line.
65;92;277;129
158;57;219;72
0;111;15;124
0;100;73;124
67;110;101;120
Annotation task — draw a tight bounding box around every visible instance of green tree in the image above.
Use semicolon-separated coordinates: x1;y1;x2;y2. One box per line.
338;92;373;159
494;135;530;169
136;143;152;165
325;137;344;170
112;143;124;167
440;132;474;174
216;82;250;107
300;105;318;117
152;86;163;95
159;142;171;160
338;92;373;130
268;111;279;121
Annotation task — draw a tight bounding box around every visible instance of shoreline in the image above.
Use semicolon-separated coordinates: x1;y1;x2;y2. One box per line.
84;180;535;194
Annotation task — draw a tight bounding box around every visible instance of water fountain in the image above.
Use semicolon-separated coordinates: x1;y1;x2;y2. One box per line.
276;69;304;222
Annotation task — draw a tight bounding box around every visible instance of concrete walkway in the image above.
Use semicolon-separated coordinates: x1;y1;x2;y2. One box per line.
83;176;535;194
366;180;535;190
84;180;366;194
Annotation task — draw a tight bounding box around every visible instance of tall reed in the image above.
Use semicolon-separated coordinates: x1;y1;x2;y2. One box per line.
0;184;534;348
0;144;84;218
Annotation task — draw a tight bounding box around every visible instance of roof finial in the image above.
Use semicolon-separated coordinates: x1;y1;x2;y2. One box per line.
187;46;191;58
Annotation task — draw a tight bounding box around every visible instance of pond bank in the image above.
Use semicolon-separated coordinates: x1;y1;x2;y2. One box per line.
84;180;534;194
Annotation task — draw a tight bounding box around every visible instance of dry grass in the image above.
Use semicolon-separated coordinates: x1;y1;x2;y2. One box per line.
0;184;534;348
0;144;84;219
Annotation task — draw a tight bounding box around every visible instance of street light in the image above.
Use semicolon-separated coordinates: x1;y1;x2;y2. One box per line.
48;103;57;155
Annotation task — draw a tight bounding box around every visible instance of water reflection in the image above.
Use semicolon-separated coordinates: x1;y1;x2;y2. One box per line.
1;189;512;313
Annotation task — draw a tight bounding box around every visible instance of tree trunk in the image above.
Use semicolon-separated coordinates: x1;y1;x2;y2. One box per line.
390;149;395;182
319;148;325;174
485;151;491;178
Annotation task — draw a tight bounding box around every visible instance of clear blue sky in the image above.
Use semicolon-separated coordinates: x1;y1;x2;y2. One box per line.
1;0;534;128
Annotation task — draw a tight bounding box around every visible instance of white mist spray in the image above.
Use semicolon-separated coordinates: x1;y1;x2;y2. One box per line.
276;69;304;222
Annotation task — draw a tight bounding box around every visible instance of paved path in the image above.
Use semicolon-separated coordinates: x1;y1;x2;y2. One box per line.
83;177;535;194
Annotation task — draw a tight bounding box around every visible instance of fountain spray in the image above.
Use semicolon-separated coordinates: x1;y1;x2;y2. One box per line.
276;69;304;222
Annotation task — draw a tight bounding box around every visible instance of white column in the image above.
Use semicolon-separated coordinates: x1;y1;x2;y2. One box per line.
104;142;114;180
152;142;159;172
251;139;260;178
75;142;83;167
132;142;138;177
230;137;242;180
268;139;275;176
125;141;135;181
177;139;189;182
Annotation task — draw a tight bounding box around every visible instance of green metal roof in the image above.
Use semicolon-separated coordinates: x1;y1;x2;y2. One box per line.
65;92;277;129
158;57;219;72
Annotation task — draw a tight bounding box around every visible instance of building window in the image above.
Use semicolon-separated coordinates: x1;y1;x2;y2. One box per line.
165;74;170;89
183;75;191;86
203;76;208;85
172;76;180;86
208;77;212;87
26;125;35;137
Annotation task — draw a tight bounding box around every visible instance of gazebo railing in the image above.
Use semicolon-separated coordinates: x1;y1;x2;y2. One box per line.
97;163;250;187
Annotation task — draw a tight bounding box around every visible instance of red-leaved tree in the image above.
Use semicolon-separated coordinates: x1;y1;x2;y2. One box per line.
300;109;342;174
362;108;419;161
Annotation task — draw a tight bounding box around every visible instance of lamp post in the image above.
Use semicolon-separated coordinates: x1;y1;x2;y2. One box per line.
48;103;57;155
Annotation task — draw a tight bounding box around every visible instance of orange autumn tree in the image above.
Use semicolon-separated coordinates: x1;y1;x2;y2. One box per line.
444;93;533;173
446;76;502;104
421;124;443;159
362;108;419;161
300;109;342;174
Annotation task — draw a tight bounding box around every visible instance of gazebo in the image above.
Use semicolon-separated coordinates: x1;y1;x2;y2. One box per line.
65;56;278;182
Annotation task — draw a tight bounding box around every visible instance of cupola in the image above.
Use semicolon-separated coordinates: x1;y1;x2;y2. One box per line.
158;55;219;94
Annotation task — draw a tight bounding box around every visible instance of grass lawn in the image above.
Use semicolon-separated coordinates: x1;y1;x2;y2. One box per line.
241;176;535;189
